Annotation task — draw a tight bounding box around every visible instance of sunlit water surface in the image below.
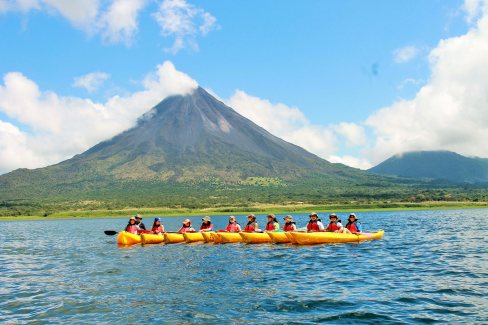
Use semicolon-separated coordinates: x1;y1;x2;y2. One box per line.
1;209;487;324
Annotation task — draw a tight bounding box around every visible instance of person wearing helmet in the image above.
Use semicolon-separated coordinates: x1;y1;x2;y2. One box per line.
344;213;362;234
325;213;341;232
225;216;241;232
282;215;297;231
125;216;138;234
307;213;324;232
134;214;146;230
151;217;165;234
178;219;196;233
265;214;280;232
244;214;260;232
200;216;214;232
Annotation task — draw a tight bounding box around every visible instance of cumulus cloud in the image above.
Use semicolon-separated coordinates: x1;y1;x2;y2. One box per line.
464;0;482;23
0;61;197;174
153;0;218;54
98;0;147;44
393;45;420;63
73;72;110;93
333;122;367;147
227;90;337;160
328;155;373;170
365;0;488;164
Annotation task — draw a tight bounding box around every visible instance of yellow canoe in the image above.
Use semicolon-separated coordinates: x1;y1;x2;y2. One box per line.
117;231;141;245
141;233;164;245
290;230;385;245
267;232;291;243
201;232;216;242
285;232;299;244
164;233;185;244
214;232;242;243
183;232;205;243
240;232;272;244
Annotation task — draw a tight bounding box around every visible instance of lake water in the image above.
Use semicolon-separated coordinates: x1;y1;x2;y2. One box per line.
1;209;487;324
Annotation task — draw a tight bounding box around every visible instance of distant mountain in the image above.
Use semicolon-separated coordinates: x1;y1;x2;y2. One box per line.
369;151;488;183
0;87;393;214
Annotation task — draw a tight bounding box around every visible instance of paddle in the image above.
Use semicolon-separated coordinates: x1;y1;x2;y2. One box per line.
104;230;118;236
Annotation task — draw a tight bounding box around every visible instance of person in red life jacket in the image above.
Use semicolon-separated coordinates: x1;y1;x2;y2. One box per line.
307;212;324;232
265;214;280;232
125;216;138;234
344;213;362;234
151;217;165;234
325;213;341;232
244;214;260;232
178;219;196;233
225;216;241;232
282;215;297;231
200;216;214;232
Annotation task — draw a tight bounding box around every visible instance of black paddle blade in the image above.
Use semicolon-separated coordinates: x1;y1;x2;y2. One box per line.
104;230;118;236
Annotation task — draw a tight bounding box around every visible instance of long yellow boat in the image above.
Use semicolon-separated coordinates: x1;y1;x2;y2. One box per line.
267;232;291;244
214;232;242;243
285;232;299;244
183;232;205;243
290;230;384;245
141;233;164;244
117;231;141;245
240;232;272;244
164;233;185;244
201;232;215;242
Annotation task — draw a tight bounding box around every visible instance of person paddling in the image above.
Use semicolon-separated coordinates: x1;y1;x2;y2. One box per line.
307;212;324;232
282;215;297;231
225;216;241;232
151;217;165;234
178;219;196;233
244;214;260;232
125;216;138;234
200;216;214;232
325;213;341;232
134;214;146;230
344;213;362;234
265;214;280;232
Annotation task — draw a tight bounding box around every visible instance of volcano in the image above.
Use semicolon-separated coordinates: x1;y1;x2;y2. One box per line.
0;87;381;212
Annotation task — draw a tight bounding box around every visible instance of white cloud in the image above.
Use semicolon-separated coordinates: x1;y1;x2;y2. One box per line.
153;0;218;54
0;61;198;174
99;0;147;44
464;0;482;23
73;72;110;93
226;90;337;159
328;155;373;170
333;122;367;147
393;45;420;63
365;2;488;164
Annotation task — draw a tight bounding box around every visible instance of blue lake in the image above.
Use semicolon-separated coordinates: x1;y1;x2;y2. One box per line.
1;209;487;324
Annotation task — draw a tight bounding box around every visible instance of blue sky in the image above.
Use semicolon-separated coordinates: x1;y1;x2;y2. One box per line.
1;0;487;173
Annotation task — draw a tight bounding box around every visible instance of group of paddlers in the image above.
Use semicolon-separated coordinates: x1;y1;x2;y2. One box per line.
125;212;362;235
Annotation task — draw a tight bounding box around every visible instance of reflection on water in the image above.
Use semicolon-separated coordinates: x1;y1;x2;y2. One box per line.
1;209;487;323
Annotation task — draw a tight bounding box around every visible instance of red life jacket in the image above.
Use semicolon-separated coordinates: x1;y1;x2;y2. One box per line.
244;222;257;232
307;221;320;232
179;226;194;233
152;225;164;234
226;223;239;232
346;222;358;233
326;222;339;232
265;222;277;231
283;222;295;231
200;223;213;231
125;224;138;234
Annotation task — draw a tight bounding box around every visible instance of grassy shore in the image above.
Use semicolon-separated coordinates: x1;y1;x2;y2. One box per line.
1;201;487;221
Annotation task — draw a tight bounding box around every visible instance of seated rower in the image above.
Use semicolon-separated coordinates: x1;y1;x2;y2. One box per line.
225;216;241;232
151;217;165;234
344;213;362;234
244;214;260;232
134;214;146;230
325;213;341;232
125;216;138;234
265;214;280;232
178;219;196;233
282;215;297;231
307;212;324;232
200;216;214;232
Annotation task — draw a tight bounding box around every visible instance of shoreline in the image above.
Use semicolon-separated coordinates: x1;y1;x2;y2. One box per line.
1;201;487;221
